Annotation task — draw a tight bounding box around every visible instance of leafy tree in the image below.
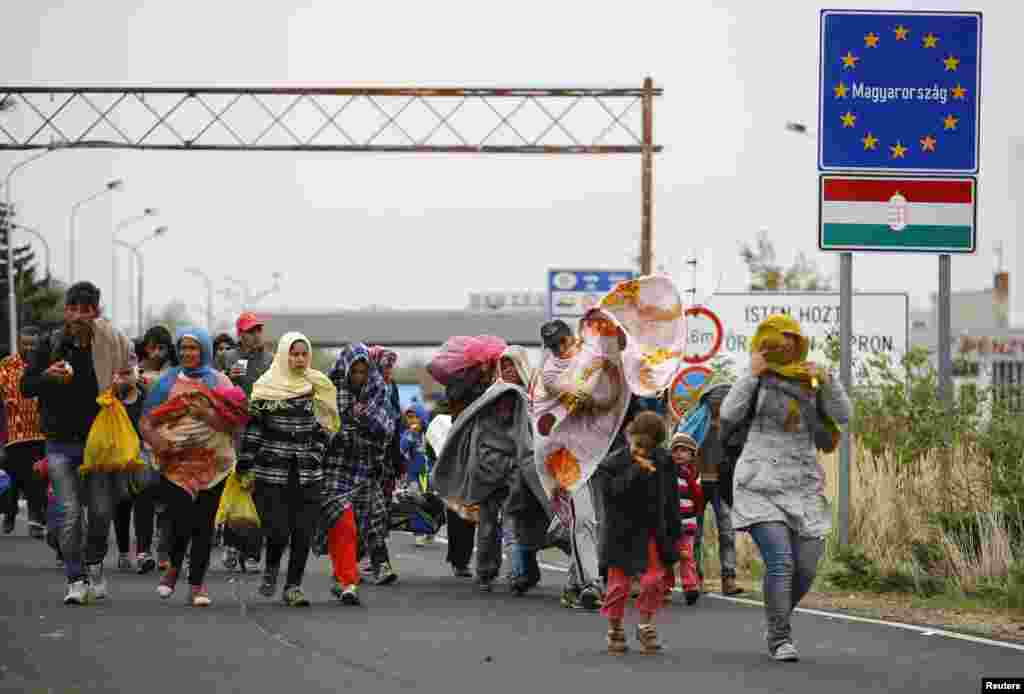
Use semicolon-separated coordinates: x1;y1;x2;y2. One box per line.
144;300;195;337
740;230;833;291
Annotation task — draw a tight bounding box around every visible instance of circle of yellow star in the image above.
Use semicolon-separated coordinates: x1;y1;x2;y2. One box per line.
920;135;937;152
890;141;908;159
923;33;939;48
894;25;910;41
943;114;959;131
833;81;849;98
943;55;960;71
864;32;880;48
840;111;857;128
952;83;968;100
861;132;879;150
841;51;860;69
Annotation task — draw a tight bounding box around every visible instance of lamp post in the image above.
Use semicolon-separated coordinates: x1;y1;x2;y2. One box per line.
114;226;168;337
185;267;214;332
69;178;123;284
112;208;158;329
4;147;61;354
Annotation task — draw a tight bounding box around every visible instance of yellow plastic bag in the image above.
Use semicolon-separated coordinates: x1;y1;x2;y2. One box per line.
81;390;142;476
215;471;261;530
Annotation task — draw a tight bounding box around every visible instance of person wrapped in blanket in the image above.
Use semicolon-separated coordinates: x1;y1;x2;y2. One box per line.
316;343;401;591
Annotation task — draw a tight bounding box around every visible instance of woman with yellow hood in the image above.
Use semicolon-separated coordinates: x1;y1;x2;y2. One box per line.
719;314;850;663
237;332;339;607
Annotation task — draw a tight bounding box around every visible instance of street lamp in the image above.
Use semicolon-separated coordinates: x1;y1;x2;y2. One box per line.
68;178;123;284
114;225;168;337
112;207;158;328
4;146;62;354
185;267;214;332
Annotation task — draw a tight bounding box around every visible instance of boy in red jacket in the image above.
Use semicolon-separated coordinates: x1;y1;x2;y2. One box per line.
665;432;705;605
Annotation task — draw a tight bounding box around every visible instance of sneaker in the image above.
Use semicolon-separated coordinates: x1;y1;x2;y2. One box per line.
64;579;91;605
222;547;238;571
414;535;427;547
476;576;494;593
136;552;157;575
424;535;435;545
560;587;581;609
451;564;472;578
635;624;663;655
157;567;179;599
283;586;311;607
258;567;279;598
685;590;700;606
190;584;211;607
375;562;398;586
770;641;800;662
577;585;603;611
331;580;360;606
117;553;133;571
87;564;108;600
722;576;744;596
2;515;14;534
606;622;628;656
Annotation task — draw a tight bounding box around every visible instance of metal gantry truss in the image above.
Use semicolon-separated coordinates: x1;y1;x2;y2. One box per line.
0;82;662;154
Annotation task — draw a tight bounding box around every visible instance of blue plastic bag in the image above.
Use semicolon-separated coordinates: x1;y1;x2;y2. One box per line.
0;470;10;496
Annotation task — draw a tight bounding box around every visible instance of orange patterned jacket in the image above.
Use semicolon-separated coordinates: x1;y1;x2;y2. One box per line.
0;354;44;446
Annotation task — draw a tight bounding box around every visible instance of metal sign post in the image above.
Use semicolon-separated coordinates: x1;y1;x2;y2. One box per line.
838;252;853;547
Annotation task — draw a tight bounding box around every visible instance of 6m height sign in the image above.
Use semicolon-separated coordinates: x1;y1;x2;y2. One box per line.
688;293;908;367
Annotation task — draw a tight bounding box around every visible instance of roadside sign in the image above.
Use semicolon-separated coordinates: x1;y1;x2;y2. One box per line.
819;174;977;253
547;269;636;321
818;9;981;174
668;366;713;420
697;292;909;368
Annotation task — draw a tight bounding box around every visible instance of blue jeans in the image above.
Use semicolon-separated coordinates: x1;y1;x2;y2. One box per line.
47;442;118;581
748;522;825;650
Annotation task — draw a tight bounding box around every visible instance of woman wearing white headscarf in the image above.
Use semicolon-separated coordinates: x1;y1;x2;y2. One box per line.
237;332;339;607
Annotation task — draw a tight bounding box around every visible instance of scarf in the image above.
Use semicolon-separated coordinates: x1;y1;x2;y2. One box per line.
751;314;839;440
90;318;134;393
368;346;398;380
330;343;397;438
251;331;340;434
496;345;533;388
143;327;220;415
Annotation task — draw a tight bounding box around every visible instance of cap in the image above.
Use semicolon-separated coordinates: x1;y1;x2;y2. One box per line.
236;312;265;334
670;432;699;452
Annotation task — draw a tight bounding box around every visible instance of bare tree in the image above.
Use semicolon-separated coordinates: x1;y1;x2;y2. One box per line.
740;230;833;291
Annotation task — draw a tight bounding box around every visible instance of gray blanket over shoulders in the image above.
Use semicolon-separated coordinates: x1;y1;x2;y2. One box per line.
431;381;536;510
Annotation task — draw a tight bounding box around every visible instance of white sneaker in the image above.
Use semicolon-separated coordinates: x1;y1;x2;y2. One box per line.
770;642;800;662
64;580;91;605
88;565;108;601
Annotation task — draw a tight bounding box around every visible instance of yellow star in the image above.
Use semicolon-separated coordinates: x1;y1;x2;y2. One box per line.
894;24;910;41
920;135;937;152
952;83;967;99
840;111;857;128
944;54;960;71
864;32;880;48
890;141;908;159
833;81;849;98
861;132;879;150
923;33;939;48
841;51;860;69
943;114;959;131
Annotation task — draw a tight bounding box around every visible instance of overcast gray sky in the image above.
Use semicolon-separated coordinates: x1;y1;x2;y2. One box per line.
2;0;1019;336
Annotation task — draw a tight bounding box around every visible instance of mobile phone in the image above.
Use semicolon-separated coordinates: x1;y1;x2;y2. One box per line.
235;359;248;376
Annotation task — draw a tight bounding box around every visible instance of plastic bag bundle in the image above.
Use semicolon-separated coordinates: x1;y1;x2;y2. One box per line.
214;470;261;531
427;335;507;386
81;390;143;476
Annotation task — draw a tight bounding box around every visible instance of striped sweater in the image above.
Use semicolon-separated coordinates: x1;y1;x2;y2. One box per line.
237;394;331;486
676;462;705;533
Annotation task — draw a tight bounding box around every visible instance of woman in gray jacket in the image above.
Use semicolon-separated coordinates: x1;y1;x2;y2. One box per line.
720;315;851;663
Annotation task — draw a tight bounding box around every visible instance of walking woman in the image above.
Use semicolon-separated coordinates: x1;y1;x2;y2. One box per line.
720;314;850;662
319;343;400;601
238;332;339;607
140;327;247;607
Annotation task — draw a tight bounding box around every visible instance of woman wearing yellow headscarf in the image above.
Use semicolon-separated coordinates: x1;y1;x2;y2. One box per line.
237;332;339;607
720;314;851;663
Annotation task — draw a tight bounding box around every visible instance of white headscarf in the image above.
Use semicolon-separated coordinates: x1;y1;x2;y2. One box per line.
496;345;533;388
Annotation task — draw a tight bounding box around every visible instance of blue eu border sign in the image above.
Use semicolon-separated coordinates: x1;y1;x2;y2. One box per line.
547;269;635;321
818;9;981;174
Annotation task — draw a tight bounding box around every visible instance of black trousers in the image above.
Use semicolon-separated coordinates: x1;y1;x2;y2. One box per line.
253;474;321;588
114;487;155;555
445;508;475;569
161;477;226;586
1;441;47;523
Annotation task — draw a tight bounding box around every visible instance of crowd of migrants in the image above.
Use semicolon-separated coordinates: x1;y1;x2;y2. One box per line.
0;278;849;662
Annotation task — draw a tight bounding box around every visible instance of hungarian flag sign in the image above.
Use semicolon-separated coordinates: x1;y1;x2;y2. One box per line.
819;175;976;253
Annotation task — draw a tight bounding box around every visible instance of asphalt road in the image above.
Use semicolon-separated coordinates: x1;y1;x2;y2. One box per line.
1;518;1021;694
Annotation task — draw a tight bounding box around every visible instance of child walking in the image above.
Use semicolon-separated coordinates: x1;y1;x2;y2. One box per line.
665;433;705;605
593;410;682;655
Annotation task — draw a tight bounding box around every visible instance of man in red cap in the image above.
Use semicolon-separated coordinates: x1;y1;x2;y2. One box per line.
221;311;273;573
